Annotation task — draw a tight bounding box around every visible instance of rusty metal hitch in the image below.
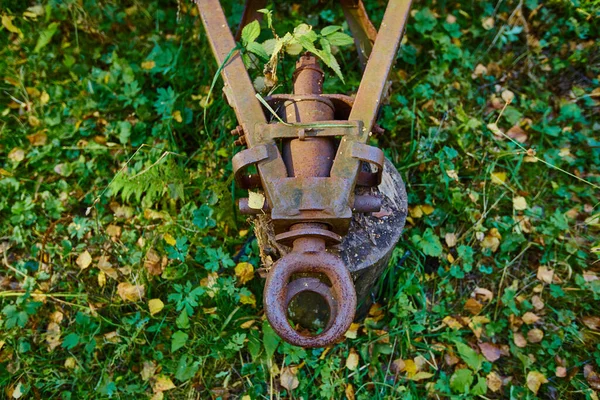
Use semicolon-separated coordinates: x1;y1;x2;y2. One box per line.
196;0;412;347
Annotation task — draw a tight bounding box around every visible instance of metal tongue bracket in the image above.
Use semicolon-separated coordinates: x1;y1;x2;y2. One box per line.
196;0;412;347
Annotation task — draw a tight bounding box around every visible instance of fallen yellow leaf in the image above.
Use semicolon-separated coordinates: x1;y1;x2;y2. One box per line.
513;332;527;348
148;298;164;316
537;266;554;284
345;384;355;400
152;375;176;392
513;196;528;210
117;282;145;302
98;270;106;287
582;316;600;331
142;60;155;70
526;371;548;395
345;348;359;371
248;191;265;210
172;110;182;123
8;148;25;162
443;316;464;330
40;91;50;105
76;250;92;270
163;233;176;246
491;171;507;185
345;322;360;339
404;359;417;378
239;292;256;307
235;262;254;285
97;256;118;279
2;15;23;38
487;371;503;392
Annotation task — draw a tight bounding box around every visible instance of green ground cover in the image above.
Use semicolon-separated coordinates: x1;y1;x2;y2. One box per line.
1;0;599;398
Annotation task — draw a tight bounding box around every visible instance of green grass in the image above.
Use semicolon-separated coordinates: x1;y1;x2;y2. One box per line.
1;0;599;399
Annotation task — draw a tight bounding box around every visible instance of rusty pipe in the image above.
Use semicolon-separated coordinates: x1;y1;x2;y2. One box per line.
282;55;336;178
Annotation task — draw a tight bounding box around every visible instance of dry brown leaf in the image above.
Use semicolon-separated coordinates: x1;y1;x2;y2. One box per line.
478;342;502;362
444;352;460;366
464;298;483;315
527;328;544;343
346;348;359;371
76;251;92;270
391;358;406;374
522;312;540;325
582;316;600;331
106;224;121;240
526;371;548;395
556;366;567;378
481;228;501;252
144;249;162;276
235;262;254;285
117;282;145;302
513;332;527;348
97;256;118;279
537;266;554;284
46;322;61;350
8;148;25;162
27;131;47;146
472;64;487;78
141;361;157;381
482;17;495;30
584;364;600;390
465;316;490;339
472;287;494;302
507;125;527;143
445;232;457;247
486;371;503;392
280;366;299;391
531;295;545;310
513;196;528;210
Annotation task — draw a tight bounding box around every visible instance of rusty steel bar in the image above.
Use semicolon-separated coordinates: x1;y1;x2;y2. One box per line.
197;0;266;136
349;0;412;136
234;0;268;41
340;0;378;68
196;0;288;198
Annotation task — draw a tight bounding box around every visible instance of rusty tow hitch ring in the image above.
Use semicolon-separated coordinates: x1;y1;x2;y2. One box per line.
263;250;357;348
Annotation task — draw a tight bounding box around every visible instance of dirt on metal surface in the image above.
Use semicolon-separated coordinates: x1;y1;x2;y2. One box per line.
196;0;412;348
